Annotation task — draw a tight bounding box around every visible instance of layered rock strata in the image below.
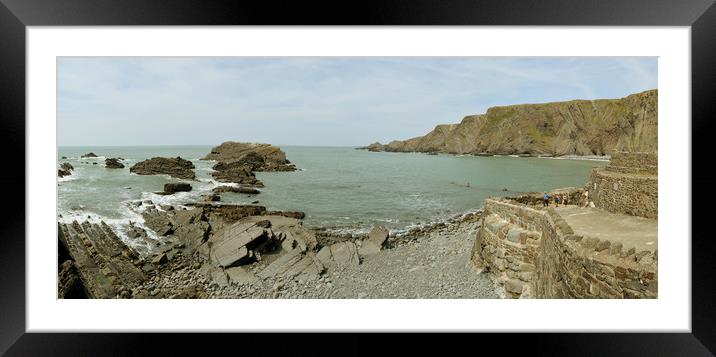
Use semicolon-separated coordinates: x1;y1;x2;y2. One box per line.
363;89;657;156
202;142;296;186
129;157;196;180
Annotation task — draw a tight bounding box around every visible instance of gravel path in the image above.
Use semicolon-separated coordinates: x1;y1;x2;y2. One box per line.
134;216;500;299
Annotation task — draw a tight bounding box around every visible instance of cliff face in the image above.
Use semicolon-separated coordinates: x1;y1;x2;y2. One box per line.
372;89;657;156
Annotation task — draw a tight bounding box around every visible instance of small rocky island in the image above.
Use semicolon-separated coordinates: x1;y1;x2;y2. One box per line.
130;156;197;180
203;141;297;186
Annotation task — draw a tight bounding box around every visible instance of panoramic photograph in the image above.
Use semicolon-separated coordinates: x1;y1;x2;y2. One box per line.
56;57;658;299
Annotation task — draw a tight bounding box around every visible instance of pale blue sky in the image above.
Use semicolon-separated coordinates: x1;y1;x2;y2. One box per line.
58;57;657;146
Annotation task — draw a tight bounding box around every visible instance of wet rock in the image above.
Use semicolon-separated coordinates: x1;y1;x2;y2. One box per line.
212;186;261;194
264;211;305;220
105;158;125;169
129;156;196;180
60;162;74;172
163;182;192;194
204;194;221;202
81;152;98;158
142;208;174;236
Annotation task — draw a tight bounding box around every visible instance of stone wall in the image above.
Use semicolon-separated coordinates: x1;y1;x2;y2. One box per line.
471;199;544;298
586;151;658;219
586;169;658;219
607;151;657;175
472;198;657;298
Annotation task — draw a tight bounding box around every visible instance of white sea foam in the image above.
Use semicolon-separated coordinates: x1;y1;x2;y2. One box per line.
75;156;107;161
57;203;163;256
541;155;610;162
57;175;77;183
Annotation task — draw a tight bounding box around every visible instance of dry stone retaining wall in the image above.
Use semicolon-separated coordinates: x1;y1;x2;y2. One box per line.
587;169;657;219
607;151;657;175
472;199;657;298
587;151;658;219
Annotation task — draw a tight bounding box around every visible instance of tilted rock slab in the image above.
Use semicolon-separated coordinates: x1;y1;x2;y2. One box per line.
58;221;146;298
316;241;360;269
210;225;267;268
257;248;324;281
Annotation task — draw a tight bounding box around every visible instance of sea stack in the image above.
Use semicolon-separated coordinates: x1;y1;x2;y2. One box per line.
202;142;296;186
129;157;196;180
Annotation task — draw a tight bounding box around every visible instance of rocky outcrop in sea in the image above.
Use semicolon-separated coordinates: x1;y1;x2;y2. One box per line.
58;162;74;177
202;142;297;186
105;157;125;169
129;156;196;179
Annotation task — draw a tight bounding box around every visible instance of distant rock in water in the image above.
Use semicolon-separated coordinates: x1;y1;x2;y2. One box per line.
105;158;125;169
202;142;297;172
130;156;196;180
357;142;384;152
81;152;98;158
203;142;296;186
363;89;657;156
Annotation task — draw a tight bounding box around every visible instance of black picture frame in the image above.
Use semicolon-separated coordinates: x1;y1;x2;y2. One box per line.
1;0;714;355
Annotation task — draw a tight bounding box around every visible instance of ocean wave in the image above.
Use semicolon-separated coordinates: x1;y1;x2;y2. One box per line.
540;155;610;162
139;191;197;207
58;175;78;183
75;156;107;161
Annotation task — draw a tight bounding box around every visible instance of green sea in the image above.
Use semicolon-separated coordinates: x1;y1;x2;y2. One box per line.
57;146;606;249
